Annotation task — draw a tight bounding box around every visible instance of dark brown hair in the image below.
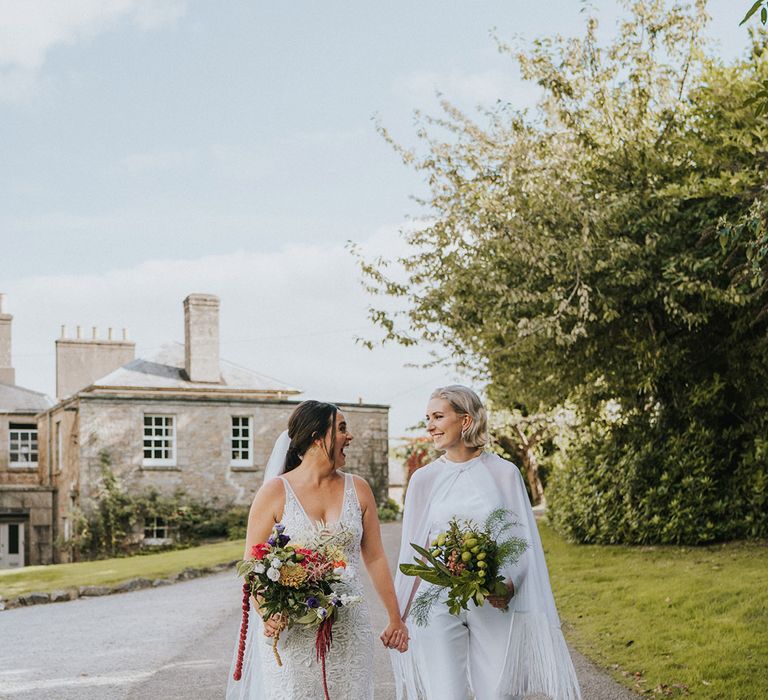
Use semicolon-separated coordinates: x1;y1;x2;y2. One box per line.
285;400;338;472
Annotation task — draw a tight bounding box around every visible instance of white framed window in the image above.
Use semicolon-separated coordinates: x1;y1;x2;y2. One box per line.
9;424;38;468
230;415;253;466
142;414;176;466
143;516;173;545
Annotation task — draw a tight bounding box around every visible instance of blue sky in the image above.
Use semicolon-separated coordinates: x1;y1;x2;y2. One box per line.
0;1;752;437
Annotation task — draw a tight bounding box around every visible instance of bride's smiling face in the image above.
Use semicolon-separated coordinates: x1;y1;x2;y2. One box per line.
324;411;352;467
426;397;467;451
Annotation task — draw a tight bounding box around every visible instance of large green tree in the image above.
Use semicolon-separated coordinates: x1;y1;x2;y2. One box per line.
359;1;768;544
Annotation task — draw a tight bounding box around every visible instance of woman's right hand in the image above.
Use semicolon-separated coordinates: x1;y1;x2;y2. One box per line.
263;612;286;637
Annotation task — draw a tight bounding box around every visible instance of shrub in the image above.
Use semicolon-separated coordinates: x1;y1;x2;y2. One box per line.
378;497;402;522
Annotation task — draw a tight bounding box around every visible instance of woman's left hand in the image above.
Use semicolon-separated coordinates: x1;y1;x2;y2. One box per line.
487;581;515;611
380;619;409;652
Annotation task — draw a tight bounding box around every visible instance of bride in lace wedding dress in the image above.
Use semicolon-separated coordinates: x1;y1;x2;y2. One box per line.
227;400;408;700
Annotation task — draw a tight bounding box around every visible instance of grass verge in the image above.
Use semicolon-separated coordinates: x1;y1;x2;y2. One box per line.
540;522;767;699
0;540;245;599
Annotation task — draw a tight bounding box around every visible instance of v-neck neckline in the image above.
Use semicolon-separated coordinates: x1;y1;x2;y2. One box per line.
281;473;348;527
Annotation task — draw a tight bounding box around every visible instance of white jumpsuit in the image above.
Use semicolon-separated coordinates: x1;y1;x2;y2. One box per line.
410;455;522;700
392;452;581;700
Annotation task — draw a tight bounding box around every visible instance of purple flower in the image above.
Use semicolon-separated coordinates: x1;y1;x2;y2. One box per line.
306;597;319;608
316;607;328;619
274;523;285;534
332;597;343;607
278;534;290;546
267;536;276;546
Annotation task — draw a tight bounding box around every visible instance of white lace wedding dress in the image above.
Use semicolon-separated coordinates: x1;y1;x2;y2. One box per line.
227;472;374;700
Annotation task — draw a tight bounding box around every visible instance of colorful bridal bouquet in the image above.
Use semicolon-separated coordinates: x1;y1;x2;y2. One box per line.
400;507;528;626
232;522;359;699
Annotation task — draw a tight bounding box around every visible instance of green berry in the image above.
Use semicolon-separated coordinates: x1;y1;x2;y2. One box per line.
476;552;486;561
461;551;472;562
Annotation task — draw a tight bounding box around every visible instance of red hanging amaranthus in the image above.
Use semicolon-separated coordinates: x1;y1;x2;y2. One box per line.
233;574;254;681
315;616;335;700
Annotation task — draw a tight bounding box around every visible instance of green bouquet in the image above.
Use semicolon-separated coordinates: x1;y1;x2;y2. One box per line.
400;507;528;626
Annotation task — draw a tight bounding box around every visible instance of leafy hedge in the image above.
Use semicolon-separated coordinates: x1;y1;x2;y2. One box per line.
66;451;249;559
547;414;768;544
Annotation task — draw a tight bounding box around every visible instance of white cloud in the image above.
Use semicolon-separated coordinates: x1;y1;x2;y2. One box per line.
3;226;462;437
0;0;186;101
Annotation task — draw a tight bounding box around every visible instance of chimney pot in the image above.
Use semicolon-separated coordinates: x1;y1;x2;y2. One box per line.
92;326;97;340
60;325;66;339
76;325;82;339
108;327;113;340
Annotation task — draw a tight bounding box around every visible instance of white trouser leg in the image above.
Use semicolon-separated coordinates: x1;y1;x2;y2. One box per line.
465;602;521;700
410;590;471;700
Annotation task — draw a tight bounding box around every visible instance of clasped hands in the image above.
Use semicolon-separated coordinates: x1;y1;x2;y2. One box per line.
380;619;409;653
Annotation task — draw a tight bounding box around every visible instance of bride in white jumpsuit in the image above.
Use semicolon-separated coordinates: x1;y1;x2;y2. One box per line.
391;386;581;700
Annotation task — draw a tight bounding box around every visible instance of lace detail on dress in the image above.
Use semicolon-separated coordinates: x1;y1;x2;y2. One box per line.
257;473;374;700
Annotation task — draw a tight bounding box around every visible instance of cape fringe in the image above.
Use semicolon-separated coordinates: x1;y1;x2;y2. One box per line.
499;611;581;700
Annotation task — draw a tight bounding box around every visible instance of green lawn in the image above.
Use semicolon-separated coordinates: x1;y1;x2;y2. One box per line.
0;540;245;600
540;522;768;700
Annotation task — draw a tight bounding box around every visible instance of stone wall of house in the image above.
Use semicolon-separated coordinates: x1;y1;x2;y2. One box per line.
0;414;44;486
41;403;81;562
0;413;55;566
0;487;54;566
73;397;389;513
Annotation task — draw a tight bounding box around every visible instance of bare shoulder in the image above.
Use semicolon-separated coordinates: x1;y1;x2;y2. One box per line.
349;473;376;508
251;477;285;512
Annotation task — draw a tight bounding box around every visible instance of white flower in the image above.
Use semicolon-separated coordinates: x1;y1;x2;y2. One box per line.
316;607;328;620
340;566;355;583
267;567;281;582
253;562;266;574
270;558;283;569
333;566;346;576
339;593;360;606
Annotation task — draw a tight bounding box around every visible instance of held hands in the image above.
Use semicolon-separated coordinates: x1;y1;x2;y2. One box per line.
380;619;409;653
263;612;287;638
487;580;515;611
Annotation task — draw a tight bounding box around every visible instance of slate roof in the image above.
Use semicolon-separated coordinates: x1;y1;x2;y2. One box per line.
87;343;301;395
0;382;52;413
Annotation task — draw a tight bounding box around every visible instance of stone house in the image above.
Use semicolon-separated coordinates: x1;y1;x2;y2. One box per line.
0;295;54;569
0;293;389;568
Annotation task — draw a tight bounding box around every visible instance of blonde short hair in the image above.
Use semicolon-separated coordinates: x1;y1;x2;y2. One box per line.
430;385;488;449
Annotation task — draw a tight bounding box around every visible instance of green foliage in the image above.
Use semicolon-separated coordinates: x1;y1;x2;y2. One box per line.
359;2;768;544
377;497;402;522
402;508;527;624
741;1;768;27
66;452;248;559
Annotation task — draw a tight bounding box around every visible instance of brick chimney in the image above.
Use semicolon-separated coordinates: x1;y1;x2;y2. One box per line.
0;293;15;385
56;326;135;399
183;294;220;383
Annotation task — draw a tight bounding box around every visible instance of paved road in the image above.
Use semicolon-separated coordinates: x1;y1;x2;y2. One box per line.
0;523;638;699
